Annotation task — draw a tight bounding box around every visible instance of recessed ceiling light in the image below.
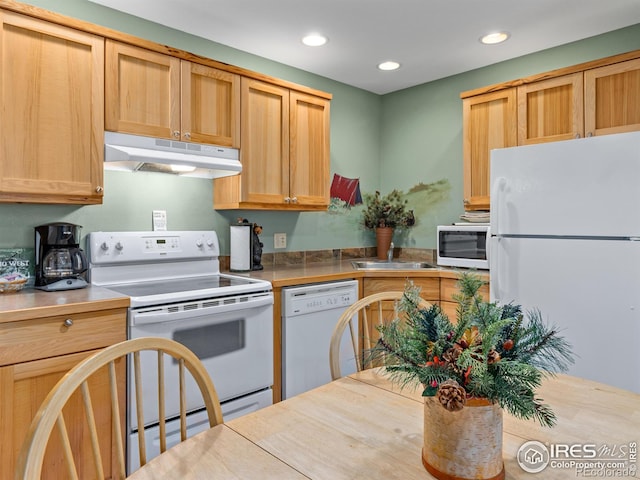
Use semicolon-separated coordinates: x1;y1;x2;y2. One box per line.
480;31;510;45
302;34;328;47
378;61;400;71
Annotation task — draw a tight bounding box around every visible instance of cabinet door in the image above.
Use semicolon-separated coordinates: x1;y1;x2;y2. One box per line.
105;40;180;139
181;62;240;147
239;78;290;205
462;89;517;211
0;12;104;204
362;277;440;347
584;58;640;136
289;92;330;209
0;350;125;480
517;73;584;145
439;277;490;323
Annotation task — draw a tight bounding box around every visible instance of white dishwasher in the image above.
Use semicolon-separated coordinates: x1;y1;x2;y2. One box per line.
282;279;359;399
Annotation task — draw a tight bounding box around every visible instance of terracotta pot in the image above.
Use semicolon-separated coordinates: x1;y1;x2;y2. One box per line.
422;397;505;480
375;227;394;260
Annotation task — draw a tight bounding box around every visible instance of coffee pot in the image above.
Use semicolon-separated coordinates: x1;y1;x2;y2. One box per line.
35;223;88;291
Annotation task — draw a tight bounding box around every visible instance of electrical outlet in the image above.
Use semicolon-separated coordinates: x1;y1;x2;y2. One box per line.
274;233;287;249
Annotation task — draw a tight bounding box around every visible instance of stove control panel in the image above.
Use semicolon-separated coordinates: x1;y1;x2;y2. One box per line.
88;231;220;265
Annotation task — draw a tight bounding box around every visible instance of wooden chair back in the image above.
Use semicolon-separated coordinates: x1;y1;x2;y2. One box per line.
329;291;431;380
15;337;223;480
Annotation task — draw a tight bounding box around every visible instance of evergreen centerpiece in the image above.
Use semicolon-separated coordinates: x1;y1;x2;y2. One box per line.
370;273;574;479
370;273;574;427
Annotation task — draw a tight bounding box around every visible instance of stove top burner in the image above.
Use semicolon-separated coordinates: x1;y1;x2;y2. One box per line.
105;275;259;298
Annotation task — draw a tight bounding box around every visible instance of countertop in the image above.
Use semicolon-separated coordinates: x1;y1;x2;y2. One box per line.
0;285;130;323
0;260;487;322
225;258;488;289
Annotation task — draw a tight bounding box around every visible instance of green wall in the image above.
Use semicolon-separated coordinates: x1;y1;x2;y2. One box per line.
1;0;639;254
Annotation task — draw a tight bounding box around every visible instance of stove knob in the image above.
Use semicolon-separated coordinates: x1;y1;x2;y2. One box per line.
115;242;124;251
206;238;214;247
100;242;109;251
196;239;204;248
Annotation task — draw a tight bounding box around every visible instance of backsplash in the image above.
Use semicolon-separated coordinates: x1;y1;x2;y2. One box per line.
219;247;436;271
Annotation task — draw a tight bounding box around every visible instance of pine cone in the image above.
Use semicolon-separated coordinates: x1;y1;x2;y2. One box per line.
442;345;462;364
436;379;467;412
487;349;501;364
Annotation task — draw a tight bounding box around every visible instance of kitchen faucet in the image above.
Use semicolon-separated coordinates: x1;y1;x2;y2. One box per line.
387;242;394;262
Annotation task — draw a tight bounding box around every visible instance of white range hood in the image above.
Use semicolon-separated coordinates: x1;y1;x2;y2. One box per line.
104;131;241;179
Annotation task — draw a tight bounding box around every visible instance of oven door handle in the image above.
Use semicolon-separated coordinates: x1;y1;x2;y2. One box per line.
130;293;273;326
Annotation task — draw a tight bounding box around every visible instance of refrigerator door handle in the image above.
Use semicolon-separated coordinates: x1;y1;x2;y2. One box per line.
491;177;506;233
490;237;500;303
486;225;491;266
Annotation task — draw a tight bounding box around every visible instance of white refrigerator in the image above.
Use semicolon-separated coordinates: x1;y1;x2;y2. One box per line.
490;131;640;393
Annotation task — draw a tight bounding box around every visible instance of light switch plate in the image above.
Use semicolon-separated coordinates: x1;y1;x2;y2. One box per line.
274;233;287;249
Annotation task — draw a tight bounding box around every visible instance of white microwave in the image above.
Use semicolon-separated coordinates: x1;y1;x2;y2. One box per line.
437;224;489;270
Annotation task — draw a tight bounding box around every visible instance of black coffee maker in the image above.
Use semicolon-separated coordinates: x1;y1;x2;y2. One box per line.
35;223;88;291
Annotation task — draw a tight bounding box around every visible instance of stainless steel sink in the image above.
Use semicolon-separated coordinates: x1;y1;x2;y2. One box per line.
351;260;437;270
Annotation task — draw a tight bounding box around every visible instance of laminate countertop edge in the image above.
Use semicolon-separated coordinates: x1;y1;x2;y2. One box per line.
0;286;130;323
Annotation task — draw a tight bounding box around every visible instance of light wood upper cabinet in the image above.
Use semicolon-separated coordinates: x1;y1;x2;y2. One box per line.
462;49;640;211
240;78;290;206
289;91;331;208
584;57;640;136
181;61;240;147
462;89;517;211
0;308;126;480
517;73;584;145
105;40;180;139
214;78;330;210
106;40;239;147
518;63;640;143
0;11;104;204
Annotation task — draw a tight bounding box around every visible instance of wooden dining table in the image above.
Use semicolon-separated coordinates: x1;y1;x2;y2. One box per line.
128;369;640;479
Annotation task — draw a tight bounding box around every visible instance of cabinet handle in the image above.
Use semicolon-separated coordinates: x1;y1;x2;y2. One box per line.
173;131;180;139
95;186;104;193
63;318;73;327
291;196;298;203
284;197;291;203
184;132;191;140
586;132;593;137
574;133;581;139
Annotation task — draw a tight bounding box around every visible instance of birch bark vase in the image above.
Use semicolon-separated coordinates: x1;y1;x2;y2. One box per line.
375;227;394;260
422;397;505;480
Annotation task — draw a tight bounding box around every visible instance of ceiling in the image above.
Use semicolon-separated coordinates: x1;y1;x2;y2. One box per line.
88;0;640;95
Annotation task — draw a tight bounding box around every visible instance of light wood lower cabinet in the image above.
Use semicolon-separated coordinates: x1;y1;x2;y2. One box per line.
0;308;126;480
439;277;490;322
362;275;490;338
362;277;440;346
0;11;104;204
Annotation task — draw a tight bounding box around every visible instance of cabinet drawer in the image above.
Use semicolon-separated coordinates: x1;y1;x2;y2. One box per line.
0;308;126;366
440;277;489;303
363;277;439;301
